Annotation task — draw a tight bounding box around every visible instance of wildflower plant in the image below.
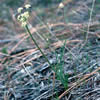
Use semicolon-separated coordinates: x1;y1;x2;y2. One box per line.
16;4;68;94
17;4;51;65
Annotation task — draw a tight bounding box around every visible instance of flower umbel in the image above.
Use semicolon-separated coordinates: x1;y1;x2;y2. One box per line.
17;4;31;27
21;11;30;19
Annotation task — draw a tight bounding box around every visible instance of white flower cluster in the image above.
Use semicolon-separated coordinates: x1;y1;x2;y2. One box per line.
17;4;31;27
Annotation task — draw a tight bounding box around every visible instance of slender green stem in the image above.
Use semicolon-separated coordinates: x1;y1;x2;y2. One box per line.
25;25;51;65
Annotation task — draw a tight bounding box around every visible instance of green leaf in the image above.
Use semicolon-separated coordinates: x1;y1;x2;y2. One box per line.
1;47;8;54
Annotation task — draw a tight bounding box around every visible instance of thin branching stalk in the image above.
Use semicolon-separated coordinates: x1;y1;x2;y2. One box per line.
25;25;51;65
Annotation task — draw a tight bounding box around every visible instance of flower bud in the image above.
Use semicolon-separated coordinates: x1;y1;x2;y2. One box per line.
25;4;31;9
59;3;64;9
17;15;21;21
17;7;23;13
